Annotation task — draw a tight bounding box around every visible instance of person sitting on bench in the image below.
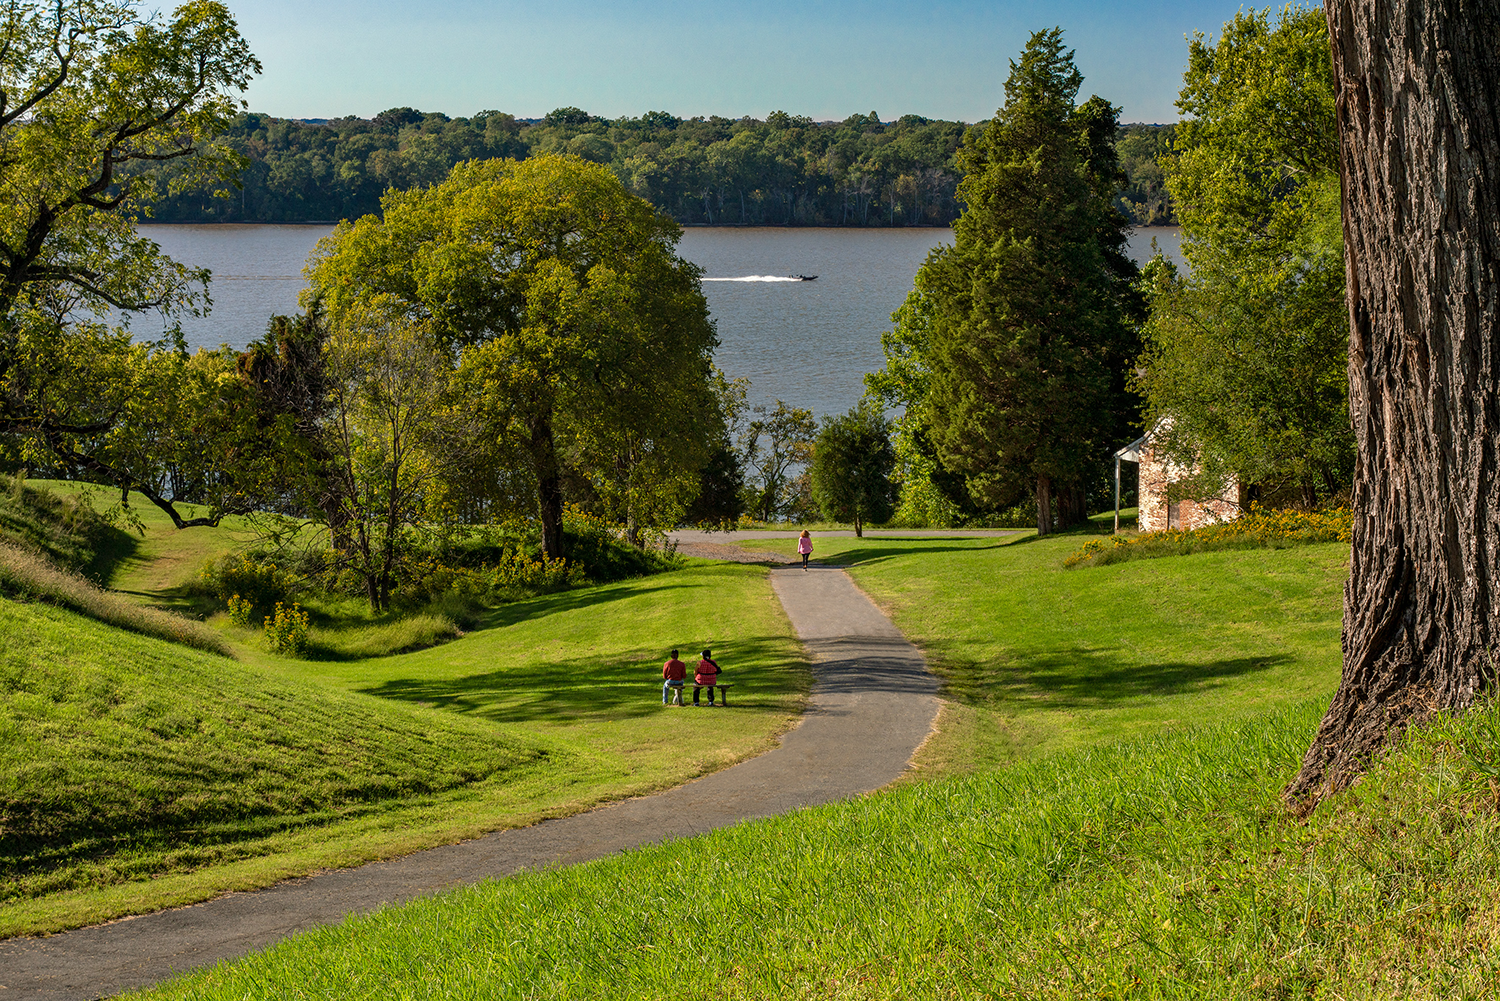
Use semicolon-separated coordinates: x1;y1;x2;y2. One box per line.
662;649;687;705
694;648;721;706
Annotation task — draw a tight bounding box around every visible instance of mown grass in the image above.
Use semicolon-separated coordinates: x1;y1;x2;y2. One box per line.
740;520;1347;771
132;697;1500;1000
2;558;810;936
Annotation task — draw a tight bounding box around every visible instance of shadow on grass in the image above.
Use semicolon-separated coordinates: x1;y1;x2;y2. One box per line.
82;521;140;585
820;542;1013;568
926;641;1293;708
358;634;802;724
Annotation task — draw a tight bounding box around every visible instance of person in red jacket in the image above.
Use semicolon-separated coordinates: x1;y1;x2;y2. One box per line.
662;649;687;705
694;648;721;706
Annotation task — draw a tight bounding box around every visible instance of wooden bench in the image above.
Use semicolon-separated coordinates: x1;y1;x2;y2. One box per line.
691;682;735;706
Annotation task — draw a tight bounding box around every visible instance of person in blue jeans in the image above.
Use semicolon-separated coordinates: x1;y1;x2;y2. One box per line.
662;649;687;705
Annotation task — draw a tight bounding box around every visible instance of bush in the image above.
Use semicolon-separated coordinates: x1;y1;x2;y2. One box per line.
199;554;297;617
225;594;256;626
263;601;310;655
1065;504;1353;567
560;506;681;582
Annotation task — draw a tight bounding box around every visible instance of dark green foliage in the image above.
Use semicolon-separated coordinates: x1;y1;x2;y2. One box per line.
682;444;744;529
1114;123;1175;225
810;403;897;536
920;29;1142;535
132;106;1175;228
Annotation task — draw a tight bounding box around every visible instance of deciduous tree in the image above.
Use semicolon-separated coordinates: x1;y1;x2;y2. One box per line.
810;402;896;537
739;400;815;523
307;154;720;559
1137;5;1351;510
0;0;259;526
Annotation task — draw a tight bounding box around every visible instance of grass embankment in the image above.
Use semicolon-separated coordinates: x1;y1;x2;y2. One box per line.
743;522;1346;773
2;484;811;935
134;698;1500;999
0;475;229;652
123;520;1400;998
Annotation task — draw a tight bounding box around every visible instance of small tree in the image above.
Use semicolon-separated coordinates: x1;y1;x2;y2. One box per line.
740;400;815;522
810;402;896;537
320;307;465;612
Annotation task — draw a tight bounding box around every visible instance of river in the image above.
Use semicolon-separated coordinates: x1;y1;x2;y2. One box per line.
132;223;1185;420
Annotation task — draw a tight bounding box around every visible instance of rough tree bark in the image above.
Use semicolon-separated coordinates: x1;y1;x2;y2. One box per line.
1287;0;1500;803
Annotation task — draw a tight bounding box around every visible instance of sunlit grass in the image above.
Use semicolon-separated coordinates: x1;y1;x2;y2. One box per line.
3;558;810;935
132;698;1500;1000
738;521;1347;770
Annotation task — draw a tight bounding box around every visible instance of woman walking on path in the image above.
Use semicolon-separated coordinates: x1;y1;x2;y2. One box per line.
798;530;813;570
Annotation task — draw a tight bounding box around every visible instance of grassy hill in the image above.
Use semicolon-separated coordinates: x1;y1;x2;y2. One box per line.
128;529;1500;999
0;481;812;935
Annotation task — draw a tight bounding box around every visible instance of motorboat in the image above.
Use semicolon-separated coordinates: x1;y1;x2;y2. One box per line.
787;274;818;281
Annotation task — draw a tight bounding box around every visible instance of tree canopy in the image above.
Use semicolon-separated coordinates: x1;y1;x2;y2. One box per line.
810;402;896;536
0;0;263;527
305;154;722;559
1135;4;1350;510
910;28;1142;535
130;106;1177;229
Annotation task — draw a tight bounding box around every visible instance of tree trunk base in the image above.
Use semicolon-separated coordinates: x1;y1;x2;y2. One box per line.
1284;682;1442;813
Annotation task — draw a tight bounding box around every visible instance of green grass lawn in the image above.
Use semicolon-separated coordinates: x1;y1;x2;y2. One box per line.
2;547;810;936
118;515;1415;1000
740;521;1346;775
130;696;1500;1000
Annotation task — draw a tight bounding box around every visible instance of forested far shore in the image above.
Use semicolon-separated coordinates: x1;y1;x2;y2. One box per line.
133;107;1175;227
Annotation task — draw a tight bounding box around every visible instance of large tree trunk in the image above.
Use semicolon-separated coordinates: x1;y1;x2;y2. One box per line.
1287;0;1500;804
1036;474;1053;537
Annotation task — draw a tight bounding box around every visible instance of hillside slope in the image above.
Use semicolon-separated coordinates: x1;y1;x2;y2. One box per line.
0;597;563;934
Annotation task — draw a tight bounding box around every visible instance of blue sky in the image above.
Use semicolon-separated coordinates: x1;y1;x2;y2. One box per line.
228;0;1259;124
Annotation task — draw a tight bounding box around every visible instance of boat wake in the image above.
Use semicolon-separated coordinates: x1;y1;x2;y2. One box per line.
703;275;816;282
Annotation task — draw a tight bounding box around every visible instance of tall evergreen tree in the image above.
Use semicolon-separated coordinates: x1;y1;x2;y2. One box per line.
921;29;1140;535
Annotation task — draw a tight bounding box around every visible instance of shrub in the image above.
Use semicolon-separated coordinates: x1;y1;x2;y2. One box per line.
199;554;296;617
225;594;256;626
263;601;310;655
1065;504;1353;567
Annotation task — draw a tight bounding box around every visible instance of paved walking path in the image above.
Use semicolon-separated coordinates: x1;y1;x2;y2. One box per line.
671;528;1023;544
1;563;938;1000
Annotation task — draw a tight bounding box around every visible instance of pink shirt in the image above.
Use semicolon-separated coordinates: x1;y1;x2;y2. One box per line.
797;537;813;554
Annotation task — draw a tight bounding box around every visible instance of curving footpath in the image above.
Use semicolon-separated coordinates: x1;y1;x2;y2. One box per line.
1;562;938;1000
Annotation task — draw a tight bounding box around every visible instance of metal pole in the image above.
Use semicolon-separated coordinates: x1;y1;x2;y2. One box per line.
1114;455;1121;533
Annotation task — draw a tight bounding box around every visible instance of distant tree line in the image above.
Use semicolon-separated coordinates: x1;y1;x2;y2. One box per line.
133;106;1175;228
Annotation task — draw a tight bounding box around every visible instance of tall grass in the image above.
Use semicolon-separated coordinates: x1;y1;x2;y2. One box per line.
0;541;231;655
136;699;1500;1000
